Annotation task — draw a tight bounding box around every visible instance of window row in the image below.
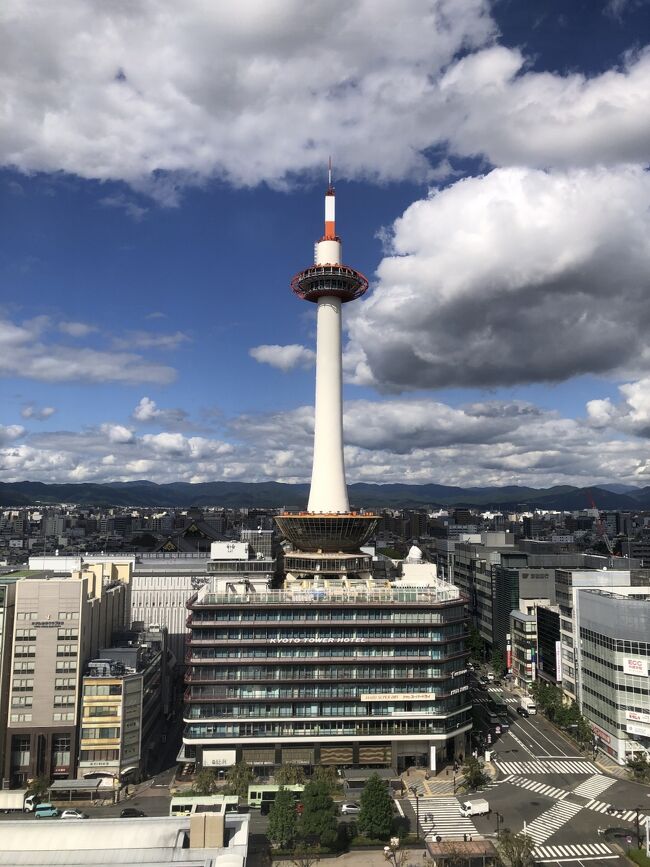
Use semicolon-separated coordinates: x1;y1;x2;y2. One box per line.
190;609;461;624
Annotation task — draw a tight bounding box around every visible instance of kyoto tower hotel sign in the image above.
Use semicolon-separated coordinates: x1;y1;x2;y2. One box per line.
275;167;378;573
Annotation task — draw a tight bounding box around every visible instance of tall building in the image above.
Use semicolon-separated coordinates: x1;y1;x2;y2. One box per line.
4;563;130;785
275;164;377;582
183;176;471;774
577;587;650;764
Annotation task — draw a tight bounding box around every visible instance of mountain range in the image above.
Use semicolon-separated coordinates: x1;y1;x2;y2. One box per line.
1;480;650;510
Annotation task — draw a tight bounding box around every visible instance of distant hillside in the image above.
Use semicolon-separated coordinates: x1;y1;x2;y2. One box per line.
2;480;650;510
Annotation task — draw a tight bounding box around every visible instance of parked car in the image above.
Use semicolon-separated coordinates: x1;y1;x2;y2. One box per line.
120;807;146;818
61;809;89;819
516;706;530;717
340;802;360;815
34;803;59;819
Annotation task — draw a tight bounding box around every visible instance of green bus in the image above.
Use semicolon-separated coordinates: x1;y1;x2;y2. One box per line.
169;794;239;816
247;784;304;812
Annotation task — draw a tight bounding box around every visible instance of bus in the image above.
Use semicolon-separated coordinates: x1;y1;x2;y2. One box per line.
169;795;239;817
247;784;304;812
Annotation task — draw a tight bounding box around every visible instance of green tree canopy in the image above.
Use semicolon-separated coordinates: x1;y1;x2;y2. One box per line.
191;769;217;795
26;775;50;797
626;753;650;782
224;761;254;799
276;764;306;786
268;786;297;849
461;757;489;791
311;765;339;795
357;773;394;841
467;627;486;661
297;780;337;846
491;648;505;675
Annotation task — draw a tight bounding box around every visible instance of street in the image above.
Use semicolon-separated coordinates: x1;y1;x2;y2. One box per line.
403;680;650;864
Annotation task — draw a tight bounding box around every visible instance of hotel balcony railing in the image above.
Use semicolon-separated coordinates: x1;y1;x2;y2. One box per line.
184;670;464;684
186;614;467;629
182;717;472;740
187;586;462;609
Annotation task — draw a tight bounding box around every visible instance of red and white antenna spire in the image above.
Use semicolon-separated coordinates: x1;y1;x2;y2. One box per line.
324;156;336;240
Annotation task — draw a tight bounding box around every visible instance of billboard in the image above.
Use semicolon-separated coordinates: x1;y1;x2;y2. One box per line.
623;658;648;677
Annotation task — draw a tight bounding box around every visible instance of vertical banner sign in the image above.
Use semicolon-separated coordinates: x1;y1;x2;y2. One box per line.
506;633;512;672
555;641;563;682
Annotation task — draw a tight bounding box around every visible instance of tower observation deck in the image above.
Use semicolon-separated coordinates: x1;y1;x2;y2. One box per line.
275;166;378;571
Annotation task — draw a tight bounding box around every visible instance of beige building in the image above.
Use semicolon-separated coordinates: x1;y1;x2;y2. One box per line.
4;562;130;785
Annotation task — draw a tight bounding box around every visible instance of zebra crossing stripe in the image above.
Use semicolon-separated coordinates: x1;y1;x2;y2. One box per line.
495;759;597;776
522;799;583;845
407;796;478;840
509;775;570;800
572;774;616;799
533;842;617;862
586;801;649;826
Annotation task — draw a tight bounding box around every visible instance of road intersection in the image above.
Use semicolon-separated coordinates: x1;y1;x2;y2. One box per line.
406;683;649;864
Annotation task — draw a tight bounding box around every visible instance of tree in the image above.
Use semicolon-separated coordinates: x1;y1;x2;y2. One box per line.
491;648;505;675
267;786;297;849
461;757;489;791
311;764;339;795
626;753;650;782
297;780;338;847
191;769;218;795
467;626;486;661
26;775;50;798
276;764;306;786
496;829;535;867
357;773;394;841
224;761;254;799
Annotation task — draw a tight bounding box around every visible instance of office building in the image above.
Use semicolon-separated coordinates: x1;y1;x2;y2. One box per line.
79;626;173;783
578;587;650;764
4;562;130;784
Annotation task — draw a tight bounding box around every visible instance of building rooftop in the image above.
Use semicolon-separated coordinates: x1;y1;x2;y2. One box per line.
0;815;249;867
193;578;461;607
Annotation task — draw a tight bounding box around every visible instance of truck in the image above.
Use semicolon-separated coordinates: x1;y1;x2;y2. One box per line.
0;789;40;813
521;696;537;715
459;799;490;817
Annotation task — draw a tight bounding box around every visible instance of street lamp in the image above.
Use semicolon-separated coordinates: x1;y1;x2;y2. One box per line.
410;786;420;840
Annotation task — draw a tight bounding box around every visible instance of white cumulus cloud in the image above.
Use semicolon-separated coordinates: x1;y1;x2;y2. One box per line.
347;165;650;391
250;344;316;372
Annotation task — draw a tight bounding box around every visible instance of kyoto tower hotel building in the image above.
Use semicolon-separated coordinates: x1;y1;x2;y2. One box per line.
183;174;470;775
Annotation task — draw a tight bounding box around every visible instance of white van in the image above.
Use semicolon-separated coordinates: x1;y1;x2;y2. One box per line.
459;799;490;817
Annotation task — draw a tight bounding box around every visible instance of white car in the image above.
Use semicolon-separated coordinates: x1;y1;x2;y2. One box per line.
340;802;360;815
60;809;89;819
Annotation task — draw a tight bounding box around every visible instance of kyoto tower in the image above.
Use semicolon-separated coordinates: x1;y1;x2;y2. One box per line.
275;164;378;580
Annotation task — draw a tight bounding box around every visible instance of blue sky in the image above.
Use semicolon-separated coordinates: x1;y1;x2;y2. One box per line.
2;0;650;489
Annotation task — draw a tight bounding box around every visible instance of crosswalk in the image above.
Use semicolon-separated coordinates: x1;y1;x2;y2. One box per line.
532;842;618;862
487;688;517;703
509;774;570;800
522;800;583;845
572;774;616;799
586;800;649;825
495;759;597;776
408;796;478;840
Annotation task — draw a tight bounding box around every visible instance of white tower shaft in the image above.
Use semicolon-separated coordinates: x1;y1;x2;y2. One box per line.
308;293;349;513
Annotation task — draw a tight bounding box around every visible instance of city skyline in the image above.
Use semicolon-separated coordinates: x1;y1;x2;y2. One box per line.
3;1;650;489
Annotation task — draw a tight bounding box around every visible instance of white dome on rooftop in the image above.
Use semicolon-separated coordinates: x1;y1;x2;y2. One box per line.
406;544;423;562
